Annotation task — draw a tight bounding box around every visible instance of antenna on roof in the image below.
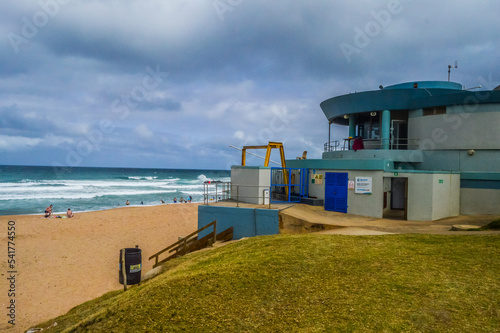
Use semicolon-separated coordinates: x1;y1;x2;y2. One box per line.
448;60;458;82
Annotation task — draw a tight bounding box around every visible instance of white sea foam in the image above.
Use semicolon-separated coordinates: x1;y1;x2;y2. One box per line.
0;167;231;215
127;176;158;180
0;189;179;201
0;177;229;201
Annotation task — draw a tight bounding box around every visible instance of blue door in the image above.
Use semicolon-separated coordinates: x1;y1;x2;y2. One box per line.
325;172;348;213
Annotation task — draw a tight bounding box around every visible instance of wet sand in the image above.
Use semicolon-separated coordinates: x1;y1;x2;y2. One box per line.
1;204;198;332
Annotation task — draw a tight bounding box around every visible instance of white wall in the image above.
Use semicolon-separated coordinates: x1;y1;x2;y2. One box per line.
308;170;326;199
384;172;460;221
231;166;271;204
347;170;384;218
406;174;433;221
431;173;460;220
383;177;391;213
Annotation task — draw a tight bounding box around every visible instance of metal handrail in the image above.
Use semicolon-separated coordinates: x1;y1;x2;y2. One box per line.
324;140;340;152
203;181;231;204
324;138;420;151
203;182;273;208
230;184;271;208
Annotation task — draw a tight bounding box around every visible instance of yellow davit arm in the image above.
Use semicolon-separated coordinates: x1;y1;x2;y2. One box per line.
241;142;286;168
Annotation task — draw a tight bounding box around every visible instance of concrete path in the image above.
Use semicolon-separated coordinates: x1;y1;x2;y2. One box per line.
279;204;500;235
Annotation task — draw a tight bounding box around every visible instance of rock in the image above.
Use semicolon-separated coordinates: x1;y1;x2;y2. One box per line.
450;224;481;231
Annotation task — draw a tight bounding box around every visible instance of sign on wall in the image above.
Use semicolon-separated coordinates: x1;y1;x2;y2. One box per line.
311;174;323;185
355;177;372;194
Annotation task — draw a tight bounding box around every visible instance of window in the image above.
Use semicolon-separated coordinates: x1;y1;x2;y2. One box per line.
357;112;380;140
423;106;446;116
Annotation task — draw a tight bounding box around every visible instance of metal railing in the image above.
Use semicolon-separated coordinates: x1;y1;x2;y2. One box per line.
270;167;309;204
203;182;273;208
324;138;420;152
203;182;232;204
324;140;340;152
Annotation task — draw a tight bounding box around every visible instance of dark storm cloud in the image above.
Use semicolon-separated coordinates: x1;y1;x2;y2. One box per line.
0;105;38;135
1;0;499;168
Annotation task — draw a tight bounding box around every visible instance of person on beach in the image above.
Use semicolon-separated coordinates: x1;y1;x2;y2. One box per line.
45;204;53;218
180;197;184;203
173;197;177;203
126;200;130;205
67;208;74;218
188;196;192;203
161;199;165;204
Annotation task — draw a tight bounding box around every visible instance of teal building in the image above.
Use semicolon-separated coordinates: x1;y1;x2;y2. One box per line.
283;81;500;220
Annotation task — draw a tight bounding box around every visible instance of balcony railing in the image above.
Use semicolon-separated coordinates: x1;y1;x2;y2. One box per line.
203;182;273;208
324;138;420;152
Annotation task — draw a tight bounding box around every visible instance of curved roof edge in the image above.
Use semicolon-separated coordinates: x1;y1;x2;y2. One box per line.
321;81;500;125
384;81;462;90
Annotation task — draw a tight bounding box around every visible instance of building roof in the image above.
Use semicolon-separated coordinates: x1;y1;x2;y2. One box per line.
321;81;500;125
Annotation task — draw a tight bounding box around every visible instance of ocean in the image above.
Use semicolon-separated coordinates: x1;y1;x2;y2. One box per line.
0;165;230;216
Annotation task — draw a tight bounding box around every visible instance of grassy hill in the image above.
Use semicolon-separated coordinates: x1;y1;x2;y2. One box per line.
36;234;500;332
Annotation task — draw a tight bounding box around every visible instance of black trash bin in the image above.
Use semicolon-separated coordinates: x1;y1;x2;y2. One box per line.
119;247;142;285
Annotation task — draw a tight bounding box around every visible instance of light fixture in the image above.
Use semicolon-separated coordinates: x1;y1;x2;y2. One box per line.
343;114;349;119
370;112;377;116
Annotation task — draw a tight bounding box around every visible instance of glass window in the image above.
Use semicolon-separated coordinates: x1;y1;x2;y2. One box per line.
358;118;380;139
423;106;446;116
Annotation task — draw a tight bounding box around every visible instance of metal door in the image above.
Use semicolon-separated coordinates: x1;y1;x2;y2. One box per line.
325;172;348;213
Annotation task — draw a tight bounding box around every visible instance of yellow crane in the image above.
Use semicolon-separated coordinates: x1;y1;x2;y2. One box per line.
240;142;288;199
241;142;286;167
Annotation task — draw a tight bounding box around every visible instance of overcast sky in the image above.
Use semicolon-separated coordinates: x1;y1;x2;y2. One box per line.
1;0;499;170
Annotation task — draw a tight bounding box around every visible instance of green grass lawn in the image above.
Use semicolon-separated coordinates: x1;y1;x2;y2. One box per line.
37;234;500;332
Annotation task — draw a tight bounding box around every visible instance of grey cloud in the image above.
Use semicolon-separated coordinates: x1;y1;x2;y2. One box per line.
0;105;52;137
1;0;499;168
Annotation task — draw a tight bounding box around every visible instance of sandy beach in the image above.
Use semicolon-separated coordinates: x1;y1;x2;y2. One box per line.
1;204;199;332
2;202;499;332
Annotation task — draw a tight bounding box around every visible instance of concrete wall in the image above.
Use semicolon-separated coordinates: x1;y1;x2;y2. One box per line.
322;149;423;163
198;205;279;240
385;172;460;221
231;166;270;204
460;188;500;214
408;106;500;150
347;170;384;218
431;173;460;220
459;150;500;172
307;167;462;221
308;169;385;218
450;173;461;217
414;149;500;173
406;173;433;221
383;177;391;214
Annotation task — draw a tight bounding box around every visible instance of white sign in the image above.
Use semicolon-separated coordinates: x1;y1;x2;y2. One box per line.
355;177;372;194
